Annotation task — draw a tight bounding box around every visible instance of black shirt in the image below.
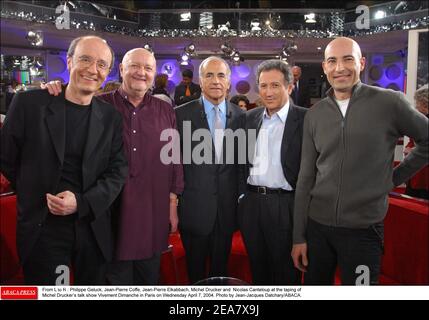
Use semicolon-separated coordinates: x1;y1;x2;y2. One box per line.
56;99;91;195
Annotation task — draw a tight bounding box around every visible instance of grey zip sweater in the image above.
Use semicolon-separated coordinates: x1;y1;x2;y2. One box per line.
293;82;429;244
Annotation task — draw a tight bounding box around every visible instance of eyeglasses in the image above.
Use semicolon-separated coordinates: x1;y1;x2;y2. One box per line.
75;55;110;72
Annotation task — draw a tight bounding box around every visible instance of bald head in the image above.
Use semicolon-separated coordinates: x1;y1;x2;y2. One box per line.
322;37;365;99
324;37;362;60
67;35;114;68
120;47;157;99
292;66;302;83
122;48;155;65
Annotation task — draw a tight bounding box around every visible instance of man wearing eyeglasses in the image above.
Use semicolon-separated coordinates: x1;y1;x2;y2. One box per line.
41;48;184;285
0;36;128;285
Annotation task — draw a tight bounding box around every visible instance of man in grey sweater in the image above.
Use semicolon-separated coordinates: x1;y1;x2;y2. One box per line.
291;37;428;285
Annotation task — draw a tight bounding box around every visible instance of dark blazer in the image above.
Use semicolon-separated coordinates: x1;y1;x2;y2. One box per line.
244;103;307;189
174;82;201;106
0;89;128;263
291;83;311;108
175;98;245;236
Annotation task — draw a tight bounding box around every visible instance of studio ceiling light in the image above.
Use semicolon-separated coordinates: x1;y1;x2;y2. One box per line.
180;12;191;22
374;10;387;19
304;13;316;23
26;30;43;46
184;43;196;56
143;43;153;52
250;19;261;32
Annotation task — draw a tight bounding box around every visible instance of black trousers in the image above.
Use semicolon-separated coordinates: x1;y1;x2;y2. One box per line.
23;215;106;285
304;218;384;285
106;253;161;285
405;184;429;200
180;219;233;285
239;191;301;285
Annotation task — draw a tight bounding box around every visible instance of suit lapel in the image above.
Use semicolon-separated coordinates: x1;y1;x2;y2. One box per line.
225;102;235;130
281;104;299;162
254;109;264;138
219;102;239;168
45;94;66;165
191;98;210;131
191;98;216;163
247;108;264;168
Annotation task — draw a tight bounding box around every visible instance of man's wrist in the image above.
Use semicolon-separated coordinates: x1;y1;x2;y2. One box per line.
170;193;178;206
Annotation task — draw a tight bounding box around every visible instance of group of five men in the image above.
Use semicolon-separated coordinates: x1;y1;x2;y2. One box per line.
1;35;427;286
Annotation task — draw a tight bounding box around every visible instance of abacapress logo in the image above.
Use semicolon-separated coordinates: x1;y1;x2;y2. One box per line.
1;287;38;300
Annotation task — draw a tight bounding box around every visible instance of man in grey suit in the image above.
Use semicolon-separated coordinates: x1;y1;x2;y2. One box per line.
175;56;245;284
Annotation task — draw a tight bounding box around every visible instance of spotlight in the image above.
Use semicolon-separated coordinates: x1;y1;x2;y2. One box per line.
216;22;230;37
184;43;196;56
282;42;298;57
229;48;238;57
30;66;39;76
180;12;191;22
231;51;241;66
288;44;298;55
394;1;422;14
304;13;316;23
181;53;189;62
374;10;386;19
143;43;153;53
282;46;289;56
33;56;44;68
221;43;233;56
179;52;190;66
267;13;281;30
26;30;43;46
250;19;261;32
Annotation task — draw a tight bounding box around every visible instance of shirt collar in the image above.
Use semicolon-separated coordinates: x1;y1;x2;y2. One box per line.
202;96;227;115
263;100;290;123
117;86;148;109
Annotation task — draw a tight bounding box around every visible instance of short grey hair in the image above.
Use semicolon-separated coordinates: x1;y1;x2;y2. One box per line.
67;36;115;69
414;84;428;105
199;56;231;80
256;59;293;85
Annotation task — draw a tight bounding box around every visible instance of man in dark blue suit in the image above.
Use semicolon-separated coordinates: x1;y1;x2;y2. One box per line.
175;57;245;284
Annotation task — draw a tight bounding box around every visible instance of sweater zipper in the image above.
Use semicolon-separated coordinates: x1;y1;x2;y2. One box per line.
335;118;345;225
331;97;348;226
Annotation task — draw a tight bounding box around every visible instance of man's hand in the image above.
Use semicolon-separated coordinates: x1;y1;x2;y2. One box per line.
291;243;308;272
46;191;77;216
169;203;179;233
169;193;179;233
403;146;413;157
41;80;62;96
